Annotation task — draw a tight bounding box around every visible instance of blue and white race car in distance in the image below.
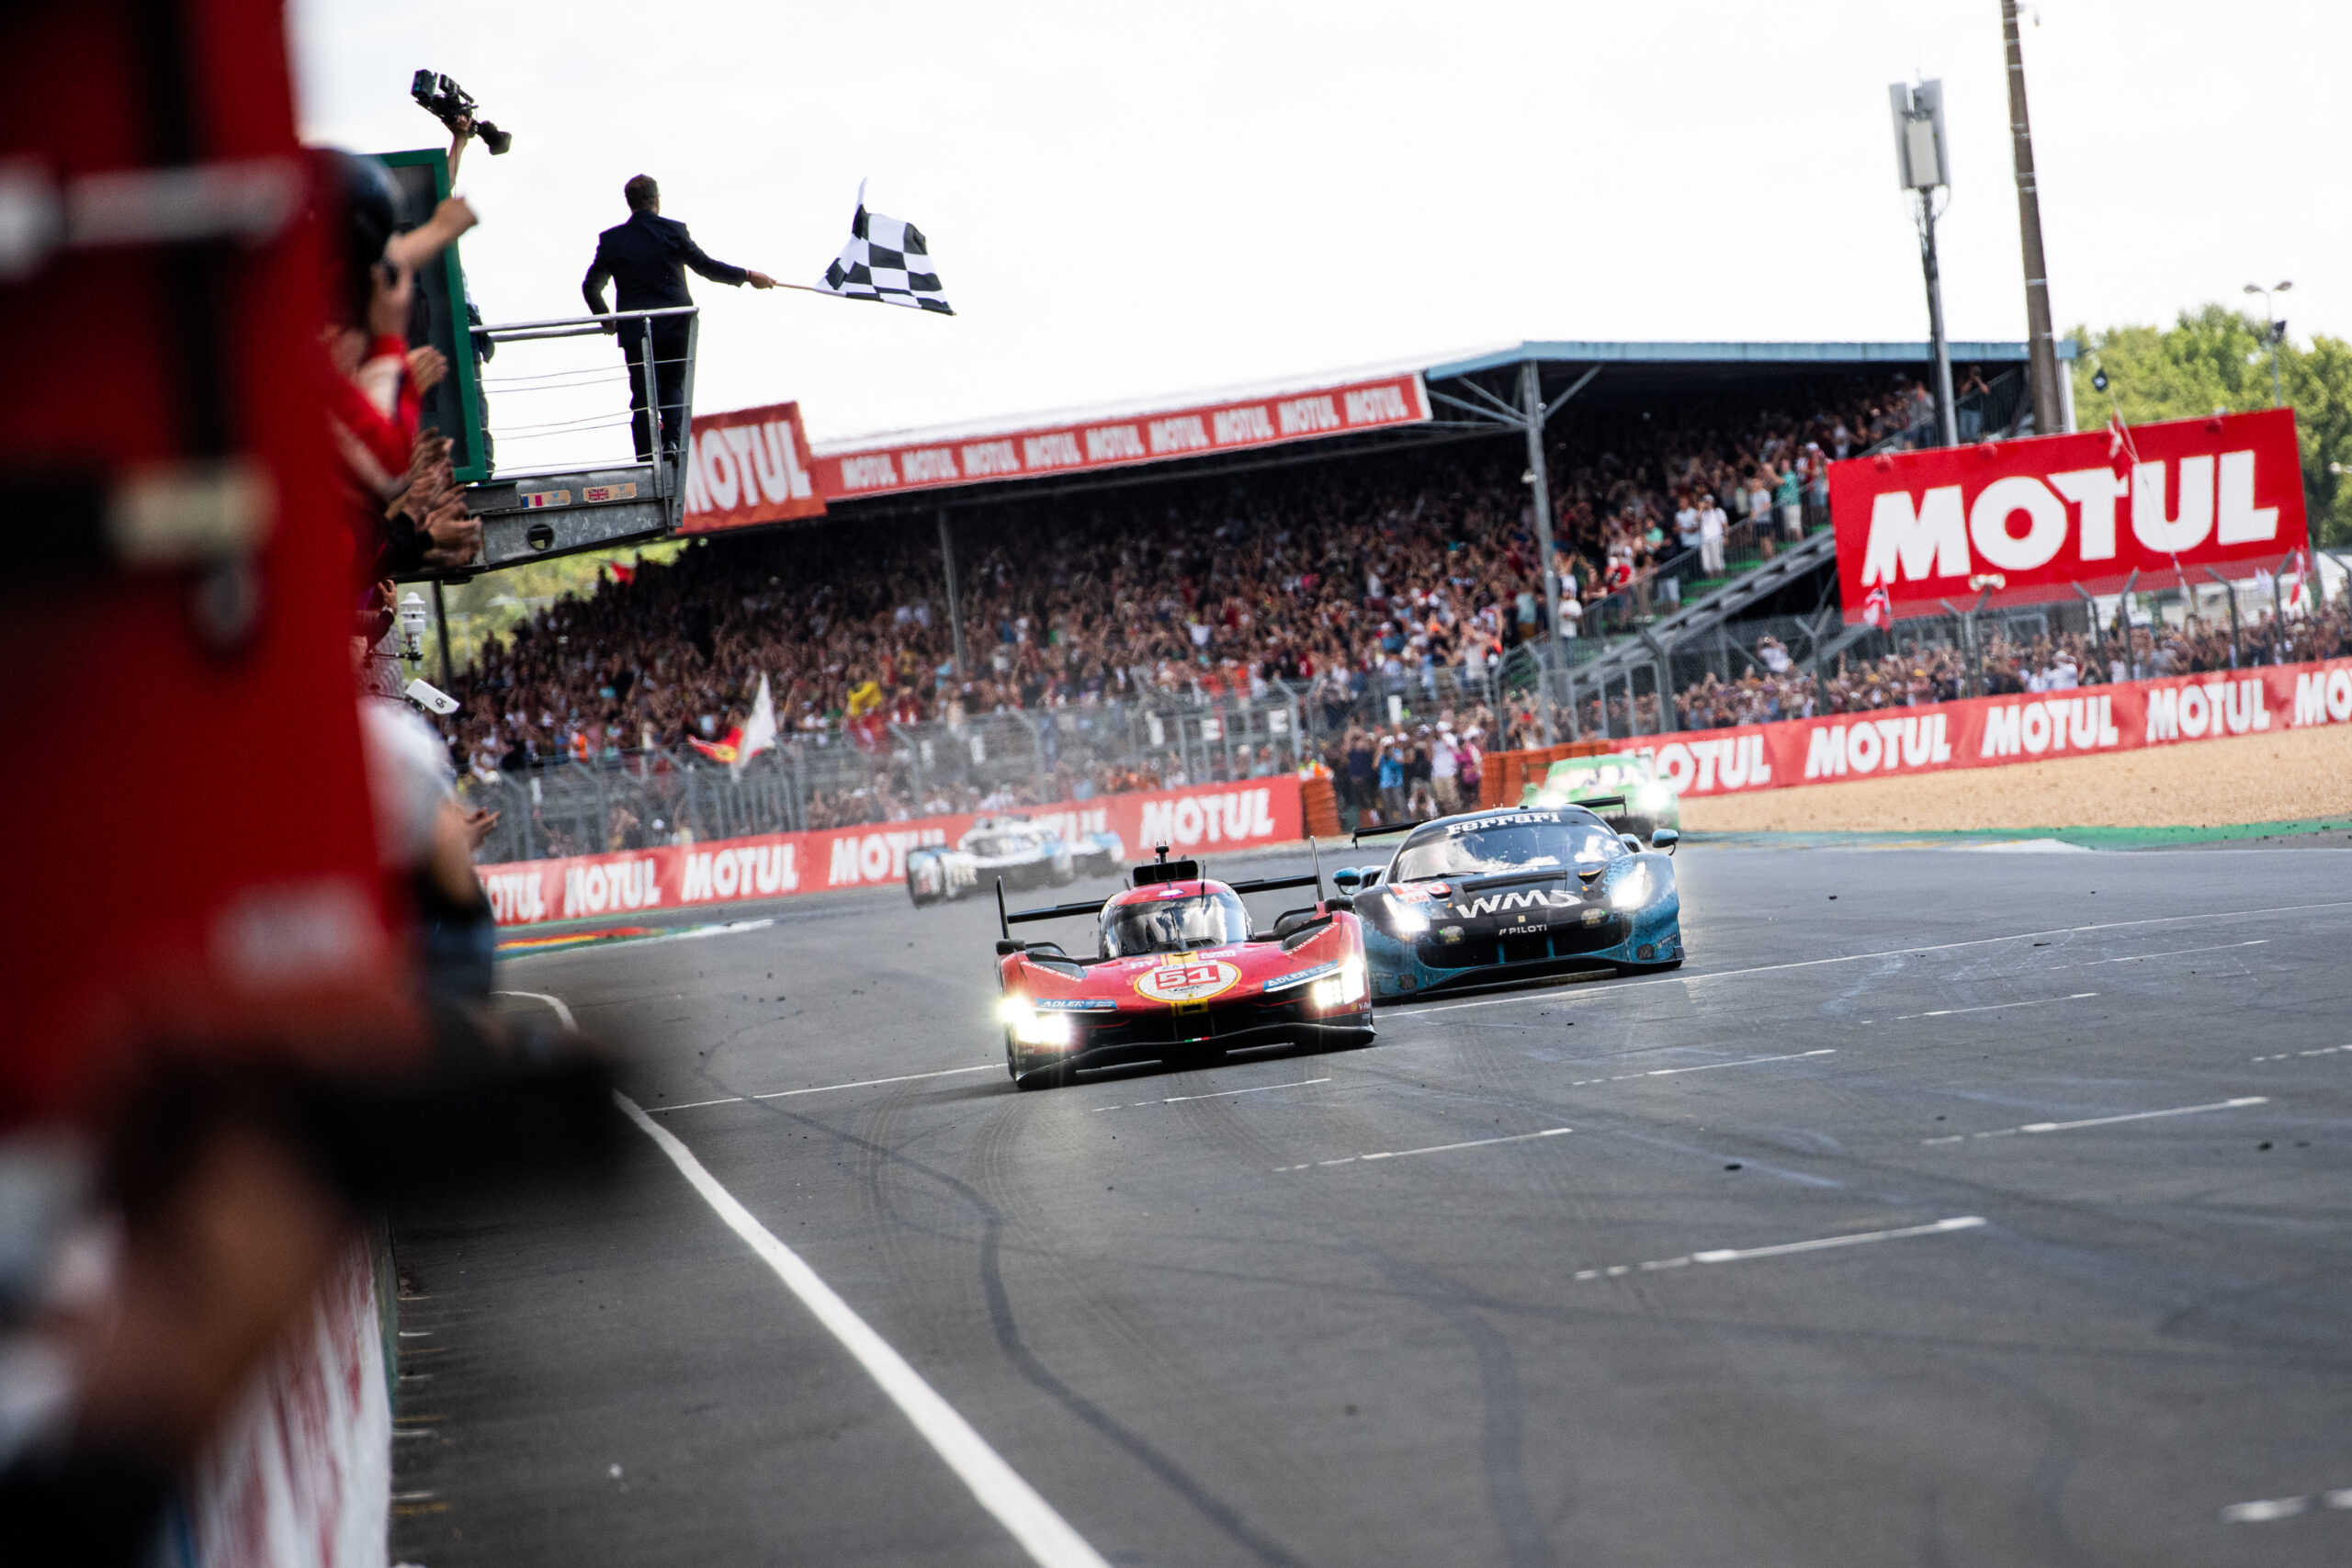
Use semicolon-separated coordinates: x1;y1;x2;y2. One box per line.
1333;805;1681;1000
907;817;1125;907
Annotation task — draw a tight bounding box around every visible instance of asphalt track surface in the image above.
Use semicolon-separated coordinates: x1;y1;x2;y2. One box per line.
391;842;2352;1567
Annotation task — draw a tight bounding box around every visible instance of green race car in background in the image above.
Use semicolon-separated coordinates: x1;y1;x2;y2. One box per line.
1522;752;1680;840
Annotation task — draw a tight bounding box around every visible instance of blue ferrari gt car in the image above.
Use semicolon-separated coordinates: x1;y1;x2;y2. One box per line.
1333;804;1681;1000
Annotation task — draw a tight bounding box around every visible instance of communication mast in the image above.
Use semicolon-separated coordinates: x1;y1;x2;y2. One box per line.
1889;79;1958;449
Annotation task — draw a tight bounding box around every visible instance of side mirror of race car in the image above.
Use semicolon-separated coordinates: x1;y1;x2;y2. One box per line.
1331;867;1362;893
995;939;1025;955
1650;829;1679;854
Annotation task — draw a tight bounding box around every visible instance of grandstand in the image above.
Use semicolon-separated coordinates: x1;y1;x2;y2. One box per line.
441;337;2111;858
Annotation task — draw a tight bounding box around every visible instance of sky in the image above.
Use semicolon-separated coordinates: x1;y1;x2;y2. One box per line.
288;0;2350;462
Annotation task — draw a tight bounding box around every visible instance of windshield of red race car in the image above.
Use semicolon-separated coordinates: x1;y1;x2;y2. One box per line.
1389;814;1625;883
1101;891;1250;956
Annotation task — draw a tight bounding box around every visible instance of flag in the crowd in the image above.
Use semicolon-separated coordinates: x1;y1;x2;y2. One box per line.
819;181;953;315
687;675;779;772
733;673;777;778
609;560;636;585
687;725;742;766
2283;548;2308;616
1861;583;1893;630
842;676;887;755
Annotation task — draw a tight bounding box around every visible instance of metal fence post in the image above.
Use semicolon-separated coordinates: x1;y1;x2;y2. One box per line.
2270;553;2290;657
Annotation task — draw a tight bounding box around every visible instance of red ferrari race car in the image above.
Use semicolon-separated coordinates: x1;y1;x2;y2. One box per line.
992;848;1374;1089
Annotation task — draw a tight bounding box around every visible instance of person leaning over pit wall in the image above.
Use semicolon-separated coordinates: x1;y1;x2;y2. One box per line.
315;141;482;586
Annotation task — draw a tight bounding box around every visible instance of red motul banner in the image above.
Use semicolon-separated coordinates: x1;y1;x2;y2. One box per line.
1610;657;2352;802
1829;409;2307;623
481;777;1303;926
679;400;828;534
808;373;1431;501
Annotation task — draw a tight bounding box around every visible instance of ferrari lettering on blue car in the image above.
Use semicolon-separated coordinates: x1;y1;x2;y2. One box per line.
1445;812;1561;834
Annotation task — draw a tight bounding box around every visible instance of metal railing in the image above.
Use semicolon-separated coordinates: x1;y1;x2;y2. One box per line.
471;304;699;480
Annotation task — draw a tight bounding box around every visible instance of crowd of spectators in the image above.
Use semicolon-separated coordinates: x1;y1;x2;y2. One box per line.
1563;579;2351;739
437;378;1945;776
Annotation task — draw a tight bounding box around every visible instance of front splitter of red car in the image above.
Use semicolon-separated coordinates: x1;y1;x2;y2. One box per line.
1010;998;1375;1087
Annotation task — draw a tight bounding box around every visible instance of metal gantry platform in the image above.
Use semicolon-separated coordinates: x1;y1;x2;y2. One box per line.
454;304;698;573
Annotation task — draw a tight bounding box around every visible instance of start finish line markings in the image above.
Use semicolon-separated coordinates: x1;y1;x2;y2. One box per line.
1566;1048;1834;1088
1570;1215;1986;1282
1922;1097;2267;1145
1091;1077;1329;1112
1891;992;2098;1021
2250;1043;2352;1063
2221;1488;2352;1523
1276;1126;1571;1172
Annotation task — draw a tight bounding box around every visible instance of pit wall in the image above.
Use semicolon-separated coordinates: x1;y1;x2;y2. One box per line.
174;1237;391;1568
479;777;1304;926
1490;657;2352;803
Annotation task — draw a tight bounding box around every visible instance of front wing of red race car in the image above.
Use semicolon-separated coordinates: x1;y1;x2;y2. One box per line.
997;915;1374;1088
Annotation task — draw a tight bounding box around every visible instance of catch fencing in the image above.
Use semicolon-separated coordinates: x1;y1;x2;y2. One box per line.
479;776;1306;927
1594;655;2352;803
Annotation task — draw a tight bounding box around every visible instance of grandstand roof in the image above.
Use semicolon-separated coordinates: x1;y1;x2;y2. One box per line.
804;337;2063;516
1426;339;2076;378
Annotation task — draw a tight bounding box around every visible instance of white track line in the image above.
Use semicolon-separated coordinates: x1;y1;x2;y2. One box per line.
1570;1215;1985;1280
1277;1126;1570;1172
2222;1488;2352;1523
1566;1048;1834;1087
647;1066;999;1114
2063;939;2267;967
1894;992;2097;1021
1923;1097;2267;1145
493;989;577;1029
492;991;1000;1113
499;919;775;959
616;1092;1111;1568
2250;1043;2351;1063
1383;899;2352;1021
1091;1077;1329;1111
501;987;1107;1565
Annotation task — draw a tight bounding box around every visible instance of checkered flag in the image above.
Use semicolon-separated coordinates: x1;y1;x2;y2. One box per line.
819;181;953;315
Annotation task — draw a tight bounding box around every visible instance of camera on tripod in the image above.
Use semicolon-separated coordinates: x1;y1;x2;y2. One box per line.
411;70;513;155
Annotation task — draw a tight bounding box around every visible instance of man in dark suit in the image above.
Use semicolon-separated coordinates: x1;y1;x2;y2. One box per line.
582;174;775;461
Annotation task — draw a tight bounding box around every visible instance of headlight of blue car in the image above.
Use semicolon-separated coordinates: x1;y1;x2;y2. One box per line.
1380;899;1430;938
1607;863;1654;912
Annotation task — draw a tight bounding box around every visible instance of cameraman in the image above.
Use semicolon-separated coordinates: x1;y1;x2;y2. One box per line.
582;175;775;462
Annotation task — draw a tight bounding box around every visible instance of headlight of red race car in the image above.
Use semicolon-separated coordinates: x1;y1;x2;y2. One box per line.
998;998;1076;1047
1309;958;1367;1011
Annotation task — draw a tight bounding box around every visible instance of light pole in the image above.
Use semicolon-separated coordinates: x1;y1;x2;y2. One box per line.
2003;0;2065;435
2242;280;2291;406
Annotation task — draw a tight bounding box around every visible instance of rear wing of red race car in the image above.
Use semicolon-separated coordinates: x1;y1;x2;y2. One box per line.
997;870;1328;942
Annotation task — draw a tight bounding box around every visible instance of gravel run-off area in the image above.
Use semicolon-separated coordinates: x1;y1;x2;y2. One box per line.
1679;720;2352;832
